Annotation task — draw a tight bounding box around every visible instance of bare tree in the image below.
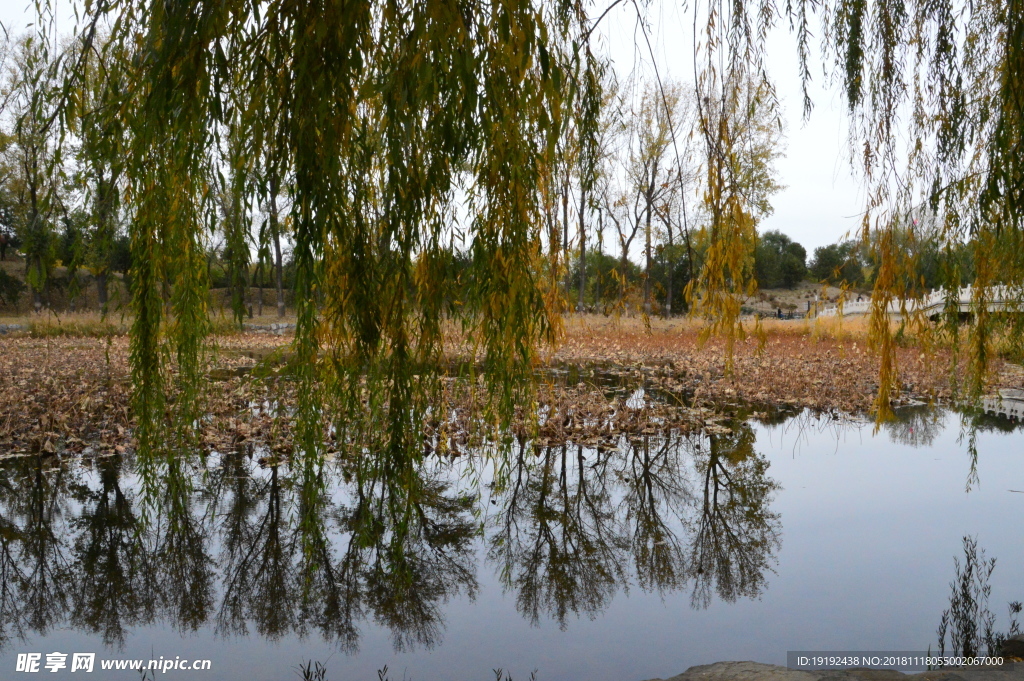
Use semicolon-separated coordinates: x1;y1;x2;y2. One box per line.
600;77;689;314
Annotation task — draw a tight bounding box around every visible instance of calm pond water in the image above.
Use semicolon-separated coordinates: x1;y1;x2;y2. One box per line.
0;406;1020;681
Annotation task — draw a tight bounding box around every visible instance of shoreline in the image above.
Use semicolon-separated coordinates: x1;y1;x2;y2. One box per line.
0;319;1020;456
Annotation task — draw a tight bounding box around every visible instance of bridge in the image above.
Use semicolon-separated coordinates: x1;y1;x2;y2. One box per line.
816;285;1022;319
982;389;1024;421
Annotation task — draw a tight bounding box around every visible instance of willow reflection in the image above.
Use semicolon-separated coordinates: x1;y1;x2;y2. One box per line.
0;450;478;654
0;456;81;647
622;435;694;595
0;423;783;653
72;455;155;647
347;456;478;652
885;405;946;447
155;454;216;633
216;453;296;641
487;441;626;629
689;427;781;609
487;426;781;626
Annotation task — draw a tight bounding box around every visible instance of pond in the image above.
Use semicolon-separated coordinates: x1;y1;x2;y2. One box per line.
0;405;1020;681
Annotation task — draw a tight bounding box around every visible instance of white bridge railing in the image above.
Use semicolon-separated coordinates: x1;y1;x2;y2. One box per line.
982;389;1024;421
816;285;1023;319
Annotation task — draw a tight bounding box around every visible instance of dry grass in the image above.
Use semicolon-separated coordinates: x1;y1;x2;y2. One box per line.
1;311;1020;456
14;311;130;337
560;312;892;345
3;310;1019;458
0;309;301;337
545;313;978;413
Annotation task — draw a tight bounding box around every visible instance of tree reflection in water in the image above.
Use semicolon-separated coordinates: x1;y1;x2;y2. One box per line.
209;450;479;652
689;427;781;609
157;454;216;633
215;452;296;641
72;454;154;647
0;422;782;653
346;455;478;652
0;455;82;648
882;404;1024;492
487;423;782;623
623;435;692;596
487;441;627;629
885;405;946;448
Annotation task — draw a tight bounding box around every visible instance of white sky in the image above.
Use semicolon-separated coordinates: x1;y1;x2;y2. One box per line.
1;0;869;254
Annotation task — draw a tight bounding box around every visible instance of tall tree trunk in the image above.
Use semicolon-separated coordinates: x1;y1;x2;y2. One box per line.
95;171;114;316
665;213;674;317
678;173;696;313
643;155;659;316
620;248;628;309
270;184;285;318
274;232;284;318
546;209;558;286
96;272;109;315
577;186;586;313
562;185;570;300
43;269;51;312
257;261;264;317
27;193;43;312
596;212;603;309
163;279;172;316
245;261;254;319
644;194;653;315
29;252;44;313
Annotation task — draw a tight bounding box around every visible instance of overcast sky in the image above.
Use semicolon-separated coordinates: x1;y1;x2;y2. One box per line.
594;0;867;253
1;0;867;254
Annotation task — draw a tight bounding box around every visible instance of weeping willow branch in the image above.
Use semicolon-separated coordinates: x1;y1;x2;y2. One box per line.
58;0;591;460
688;0;1024;415
43;0;1024;438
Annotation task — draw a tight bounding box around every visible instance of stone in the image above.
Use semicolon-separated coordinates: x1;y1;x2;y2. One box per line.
643;661;1024;681
643;661;821;681
1001;635;1024;660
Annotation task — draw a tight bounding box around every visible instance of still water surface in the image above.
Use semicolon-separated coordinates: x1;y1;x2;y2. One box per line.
0;407;1020;681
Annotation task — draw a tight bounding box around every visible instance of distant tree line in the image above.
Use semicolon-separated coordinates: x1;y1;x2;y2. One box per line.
1;30;980;323
0;34;296;316
803;221;976;292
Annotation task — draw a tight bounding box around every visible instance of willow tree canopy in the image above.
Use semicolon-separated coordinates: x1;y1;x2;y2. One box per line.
51;0;1024;451
687;0;1024;411
55;0;600;457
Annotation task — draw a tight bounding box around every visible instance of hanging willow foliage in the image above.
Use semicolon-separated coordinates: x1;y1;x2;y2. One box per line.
56;0;597;460
688;72;782;372
48;0;1024;445
830;0;1024;412
686;0;1024;414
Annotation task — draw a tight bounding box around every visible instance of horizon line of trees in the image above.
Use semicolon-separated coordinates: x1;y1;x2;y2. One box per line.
0;213;982;317
0;31;986;320
0;32;294;319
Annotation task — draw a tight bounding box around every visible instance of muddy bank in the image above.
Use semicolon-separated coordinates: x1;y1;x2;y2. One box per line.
0;327;1017;456
546;317;1015;414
